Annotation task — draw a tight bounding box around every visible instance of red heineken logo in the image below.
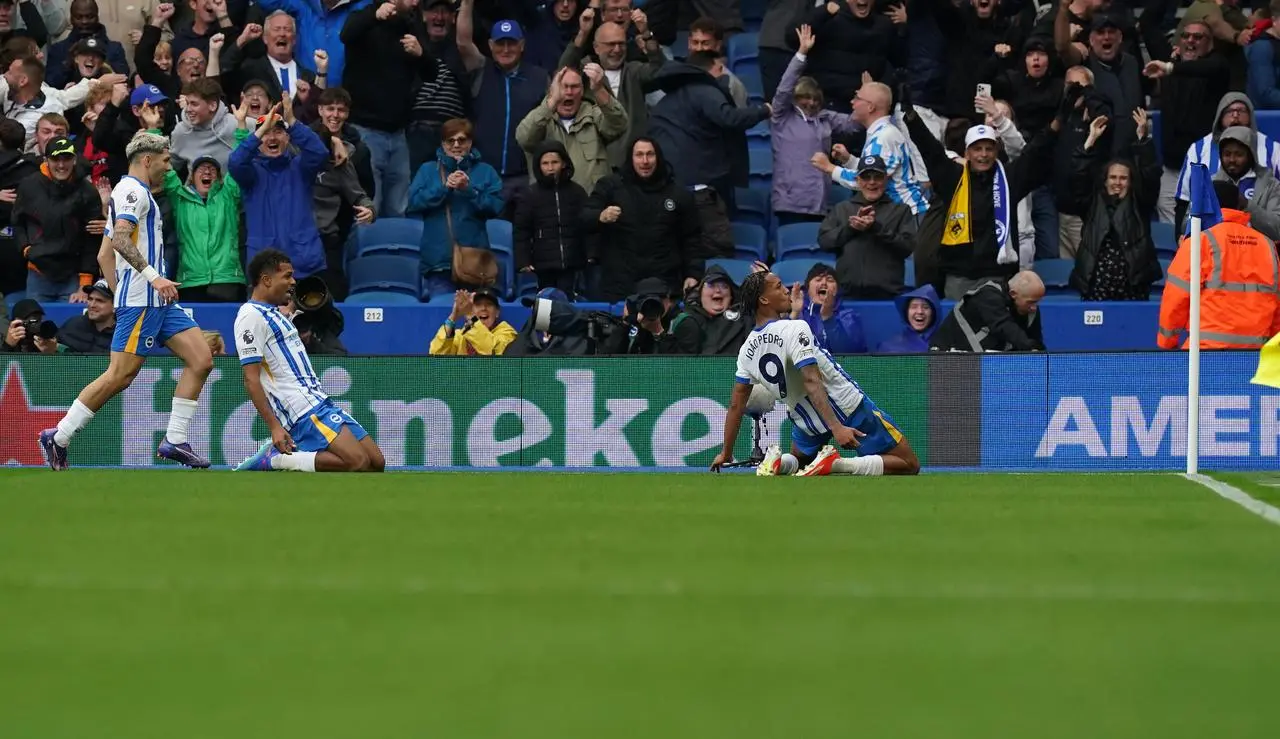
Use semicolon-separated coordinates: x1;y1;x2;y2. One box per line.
0;362;66;466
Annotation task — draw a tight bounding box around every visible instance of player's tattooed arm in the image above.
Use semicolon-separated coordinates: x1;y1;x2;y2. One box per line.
110;219;149;272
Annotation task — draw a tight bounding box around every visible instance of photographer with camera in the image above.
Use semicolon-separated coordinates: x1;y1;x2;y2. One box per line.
3;299;59;354
290;275;348;356
506;287;597;356
599;277;680;354
668;264;749;355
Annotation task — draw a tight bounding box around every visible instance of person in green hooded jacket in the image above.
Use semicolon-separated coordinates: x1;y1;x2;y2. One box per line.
162;154;245;302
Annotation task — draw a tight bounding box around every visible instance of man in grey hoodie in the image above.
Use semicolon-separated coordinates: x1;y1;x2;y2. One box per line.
1172;91;1280;228
1193;125;1280;241
170;77;239;175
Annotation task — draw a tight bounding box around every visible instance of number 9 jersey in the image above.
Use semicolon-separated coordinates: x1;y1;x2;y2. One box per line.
734;319;866;438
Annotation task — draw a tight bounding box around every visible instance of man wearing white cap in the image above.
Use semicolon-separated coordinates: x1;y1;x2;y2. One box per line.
903;107;1061;299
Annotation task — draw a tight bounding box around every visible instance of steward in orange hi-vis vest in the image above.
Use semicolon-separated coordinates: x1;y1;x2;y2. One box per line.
1157;208;1280;349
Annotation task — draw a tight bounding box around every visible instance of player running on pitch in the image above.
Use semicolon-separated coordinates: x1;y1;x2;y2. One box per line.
711;270;920;477
39;131;213;470
234;249;385;472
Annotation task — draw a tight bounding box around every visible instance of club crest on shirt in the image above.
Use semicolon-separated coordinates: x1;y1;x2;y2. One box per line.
663;198;675;211
724;309;740;321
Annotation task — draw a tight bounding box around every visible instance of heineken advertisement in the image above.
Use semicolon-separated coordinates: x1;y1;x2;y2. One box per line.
0;356;934;468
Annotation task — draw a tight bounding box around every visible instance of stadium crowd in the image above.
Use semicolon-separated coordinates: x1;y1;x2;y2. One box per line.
3;0;1280;358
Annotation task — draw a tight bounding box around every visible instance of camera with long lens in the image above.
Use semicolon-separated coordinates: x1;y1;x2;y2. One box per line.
625;293;665;323
529;296;625;354
22;316;58;349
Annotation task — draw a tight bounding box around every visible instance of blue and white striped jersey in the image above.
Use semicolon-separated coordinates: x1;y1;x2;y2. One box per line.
735;319;866;438
1176;131;1280;202
833;116;930;216
107;176;167;308
234;301;328;429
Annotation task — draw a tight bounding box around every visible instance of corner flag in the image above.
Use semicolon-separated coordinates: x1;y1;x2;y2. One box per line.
1184;163;1222;236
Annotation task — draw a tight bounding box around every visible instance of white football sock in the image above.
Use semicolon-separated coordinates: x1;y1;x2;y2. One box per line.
832;455;885;476
271;451;317;472
165;397;199;444
54;400;95;447
779;454;799;475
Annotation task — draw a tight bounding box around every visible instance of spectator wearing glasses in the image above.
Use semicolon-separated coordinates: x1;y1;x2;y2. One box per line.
409;117;505;296
516;64;628;193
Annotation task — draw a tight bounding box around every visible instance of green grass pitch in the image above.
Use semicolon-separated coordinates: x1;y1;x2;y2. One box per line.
2;470;1279;738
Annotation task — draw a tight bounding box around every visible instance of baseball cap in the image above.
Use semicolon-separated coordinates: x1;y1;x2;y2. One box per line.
702;266;735;288
190;155;222;175
856;154;887;176
521;286;568;306
11;298;43;320
491;19;524;42
72;37;108;58
82;279;113;300
964;124;998;149
241;78;271;95
130;84;168;106
46;137;76;159
472;287;501;307
254;114;287;130
1090;13;1121;32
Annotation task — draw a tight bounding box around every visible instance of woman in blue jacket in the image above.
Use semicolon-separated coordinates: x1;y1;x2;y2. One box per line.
408;118;505;296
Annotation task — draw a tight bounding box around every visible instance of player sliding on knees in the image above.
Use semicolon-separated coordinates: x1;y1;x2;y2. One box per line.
711;271;920;477
234;249;385;473
40;131;214;470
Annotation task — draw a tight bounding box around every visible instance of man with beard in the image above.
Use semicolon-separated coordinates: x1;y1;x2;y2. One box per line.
1055;9;1143;128
161;152;245;302
457;0;548;197
559;13;663;169
1195;127;1280;241
12;137;104;302
582;136;701;302
668;264;748;355
57;278;116;352
45;0;128;89
229;96;330;280
1173;91;1280;230
1142;19;1232;224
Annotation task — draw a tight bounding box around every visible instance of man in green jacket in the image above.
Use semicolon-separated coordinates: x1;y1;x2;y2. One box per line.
163;155;245;302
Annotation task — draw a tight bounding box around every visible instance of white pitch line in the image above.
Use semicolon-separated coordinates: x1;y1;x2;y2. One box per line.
1184;473;1280;527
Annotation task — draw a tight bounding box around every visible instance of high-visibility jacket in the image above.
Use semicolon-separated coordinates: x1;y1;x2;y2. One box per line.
1157;208;1280;349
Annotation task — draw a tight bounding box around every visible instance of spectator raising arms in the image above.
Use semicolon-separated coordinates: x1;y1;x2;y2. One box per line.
514;140;591;295
1069;110;1164;301
162;153;246;303
786;261;868;354
515;64;628;193
229;96;331;280
771;24;857;225
408;117;504;296
787;0;903;115
583;136;701;302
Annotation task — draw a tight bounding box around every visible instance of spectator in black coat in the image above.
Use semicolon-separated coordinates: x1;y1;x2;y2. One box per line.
45;0;129;89
312;87;376;200
515;140;590;295
937;0;1024;120
582;136;702;302
0;118;38;305
786;0;904;114
989;36;1063;139
0;0;48;49
1069;109;1164;300
93;83;172;183
57;278;115;353
645;51;769;258
668;264;749;355
12;137;105;302
929;270;1046;352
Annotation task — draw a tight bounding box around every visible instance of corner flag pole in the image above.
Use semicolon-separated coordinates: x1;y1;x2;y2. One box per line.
1187;214;1201;475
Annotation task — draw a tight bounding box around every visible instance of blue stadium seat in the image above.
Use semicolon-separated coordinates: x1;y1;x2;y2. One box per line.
728;32;759;73
347;217;423;262
1150;220;1177;256
747;120;769;140
486;219;513;254
347;255;421;298
1033;258;1075;292
730;222;767;261
903;256;915;288
707;258;756;287
734;186;771;232
776;222;822;260
827;183;850;208
516;271;539;302
771;256;835;287
1154;257;1173;290
344;291;422;305
738;67;764;105
748;148;772;188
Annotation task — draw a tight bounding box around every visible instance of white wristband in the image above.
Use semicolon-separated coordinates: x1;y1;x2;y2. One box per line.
140;266;160;284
